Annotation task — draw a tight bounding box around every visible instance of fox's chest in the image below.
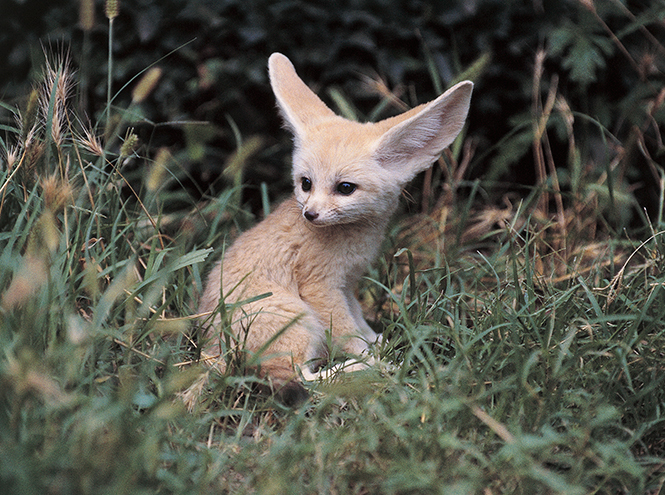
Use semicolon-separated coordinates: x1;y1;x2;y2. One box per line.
290;223;383;288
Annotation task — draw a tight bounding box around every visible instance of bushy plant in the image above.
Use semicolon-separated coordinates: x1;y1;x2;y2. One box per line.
3;1;663;216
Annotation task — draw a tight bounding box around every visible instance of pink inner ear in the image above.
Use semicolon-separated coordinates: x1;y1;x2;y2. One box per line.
372;81;473;180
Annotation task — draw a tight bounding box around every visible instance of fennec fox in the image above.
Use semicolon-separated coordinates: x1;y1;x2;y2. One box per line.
198;53;472;396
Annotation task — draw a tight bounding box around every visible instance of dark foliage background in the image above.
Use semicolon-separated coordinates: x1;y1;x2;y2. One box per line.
2;0;663;223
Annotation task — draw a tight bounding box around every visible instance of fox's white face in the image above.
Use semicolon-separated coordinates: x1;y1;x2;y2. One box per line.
291;122;401;227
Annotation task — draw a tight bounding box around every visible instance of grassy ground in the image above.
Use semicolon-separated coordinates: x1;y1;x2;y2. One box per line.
2;22;665;495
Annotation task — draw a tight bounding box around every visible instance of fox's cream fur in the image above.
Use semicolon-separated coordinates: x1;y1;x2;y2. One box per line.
198;53;472;395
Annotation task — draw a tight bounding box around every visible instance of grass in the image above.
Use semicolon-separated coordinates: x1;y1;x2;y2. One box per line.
1;22;665;495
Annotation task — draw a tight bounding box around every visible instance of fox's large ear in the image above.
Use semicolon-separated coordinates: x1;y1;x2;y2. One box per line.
268;53;337;137
373;81;473;184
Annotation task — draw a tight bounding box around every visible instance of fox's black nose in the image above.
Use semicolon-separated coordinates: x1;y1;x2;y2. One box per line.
304;210;318;222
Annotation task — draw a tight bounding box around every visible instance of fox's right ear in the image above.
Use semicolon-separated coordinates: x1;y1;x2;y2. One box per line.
373;80;473;185
268;53;337;137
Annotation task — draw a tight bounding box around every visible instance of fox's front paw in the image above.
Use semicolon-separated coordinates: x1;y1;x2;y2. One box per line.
338;356;376;372
299;355;396;382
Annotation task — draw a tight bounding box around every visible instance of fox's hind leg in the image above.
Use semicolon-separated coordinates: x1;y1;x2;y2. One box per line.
202;287;326;400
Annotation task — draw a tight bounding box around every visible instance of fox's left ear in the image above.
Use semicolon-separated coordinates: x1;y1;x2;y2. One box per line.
268;53;338;138
373;81;473;184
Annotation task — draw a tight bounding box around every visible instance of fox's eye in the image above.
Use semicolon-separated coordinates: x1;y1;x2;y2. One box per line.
301;177;312;192
336;182;356;195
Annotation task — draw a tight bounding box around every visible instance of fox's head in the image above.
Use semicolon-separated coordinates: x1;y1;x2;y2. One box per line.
268;53;473;227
